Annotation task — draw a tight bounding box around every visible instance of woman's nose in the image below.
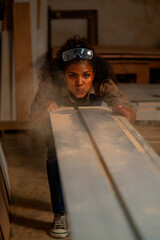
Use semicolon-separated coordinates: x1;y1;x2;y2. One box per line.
76;76;83;86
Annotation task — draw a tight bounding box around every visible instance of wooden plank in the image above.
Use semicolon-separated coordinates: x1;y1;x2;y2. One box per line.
131;102;160;121
13;2;34;121
0;121;29;131
0;168;10;214
94;45;160;56
134;110;160;121
118;83;160;102
117;84;160;120
0;142;11;201
100;54;160;60
79;107;160;240
0;170;10;240
0;31;12;121
11;41;17;121
50;108;136;240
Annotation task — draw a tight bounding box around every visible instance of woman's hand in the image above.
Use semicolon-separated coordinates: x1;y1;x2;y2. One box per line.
47;102;58;112
113;104;136;123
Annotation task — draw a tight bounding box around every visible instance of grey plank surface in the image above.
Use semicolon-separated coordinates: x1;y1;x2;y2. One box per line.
50;108;136;240
79;106;160;240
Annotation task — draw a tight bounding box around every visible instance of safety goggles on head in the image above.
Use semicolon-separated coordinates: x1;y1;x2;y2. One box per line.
62;48;93;62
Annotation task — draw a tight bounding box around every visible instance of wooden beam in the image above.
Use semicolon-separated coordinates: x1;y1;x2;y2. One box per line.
0;31;12;121
0;170;10;240
13;2;34;121
50;106;160;240
79;107;160;240
50;108;137;240
0;142;11;202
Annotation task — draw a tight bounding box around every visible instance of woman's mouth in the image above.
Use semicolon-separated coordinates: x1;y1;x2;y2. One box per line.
76;88;84;95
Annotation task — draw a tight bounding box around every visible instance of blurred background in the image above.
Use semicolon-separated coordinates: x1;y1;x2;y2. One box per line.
0;0;160;123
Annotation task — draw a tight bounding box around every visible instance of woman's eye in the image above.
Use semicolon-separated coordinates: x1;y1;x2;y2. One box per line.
69;74;75;78
83;73;90;78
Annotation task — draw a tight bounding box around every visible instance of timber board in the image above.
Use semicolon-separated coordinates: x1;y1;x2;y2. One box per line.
50;106;160;240
50;108;136;240
0;170;10;240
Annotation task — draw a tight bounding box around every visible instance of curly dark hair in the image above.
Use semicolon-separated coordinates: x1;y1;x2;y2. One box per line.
39;35;116;88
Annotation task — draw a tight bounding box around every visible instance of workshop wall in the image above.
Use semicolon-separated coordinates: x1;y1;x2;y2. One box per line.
48;0;160;47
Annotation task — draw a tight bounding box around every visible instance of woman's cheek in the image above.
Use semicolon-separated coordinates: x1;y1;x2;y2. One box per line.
67;79;75;87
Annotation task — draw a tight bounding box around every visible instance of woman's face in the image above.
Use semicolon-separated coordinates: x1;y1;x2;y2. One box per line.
64;61;94;98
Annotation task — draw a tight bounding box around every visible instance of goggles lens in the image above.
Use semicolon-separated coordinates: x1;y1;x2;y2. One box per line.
62;48;93;61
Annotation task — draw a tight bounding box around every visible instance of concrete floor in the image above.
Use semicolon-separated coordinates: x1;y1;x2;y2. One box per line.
1;131;71;240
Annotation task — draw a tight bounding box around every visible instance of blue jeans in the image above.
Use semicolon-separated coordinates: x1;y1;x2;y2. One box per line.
47;146;66;214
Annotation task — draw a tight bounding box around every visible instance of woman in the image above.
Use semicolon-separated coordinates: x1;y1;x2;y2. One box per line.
30;35;136;238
